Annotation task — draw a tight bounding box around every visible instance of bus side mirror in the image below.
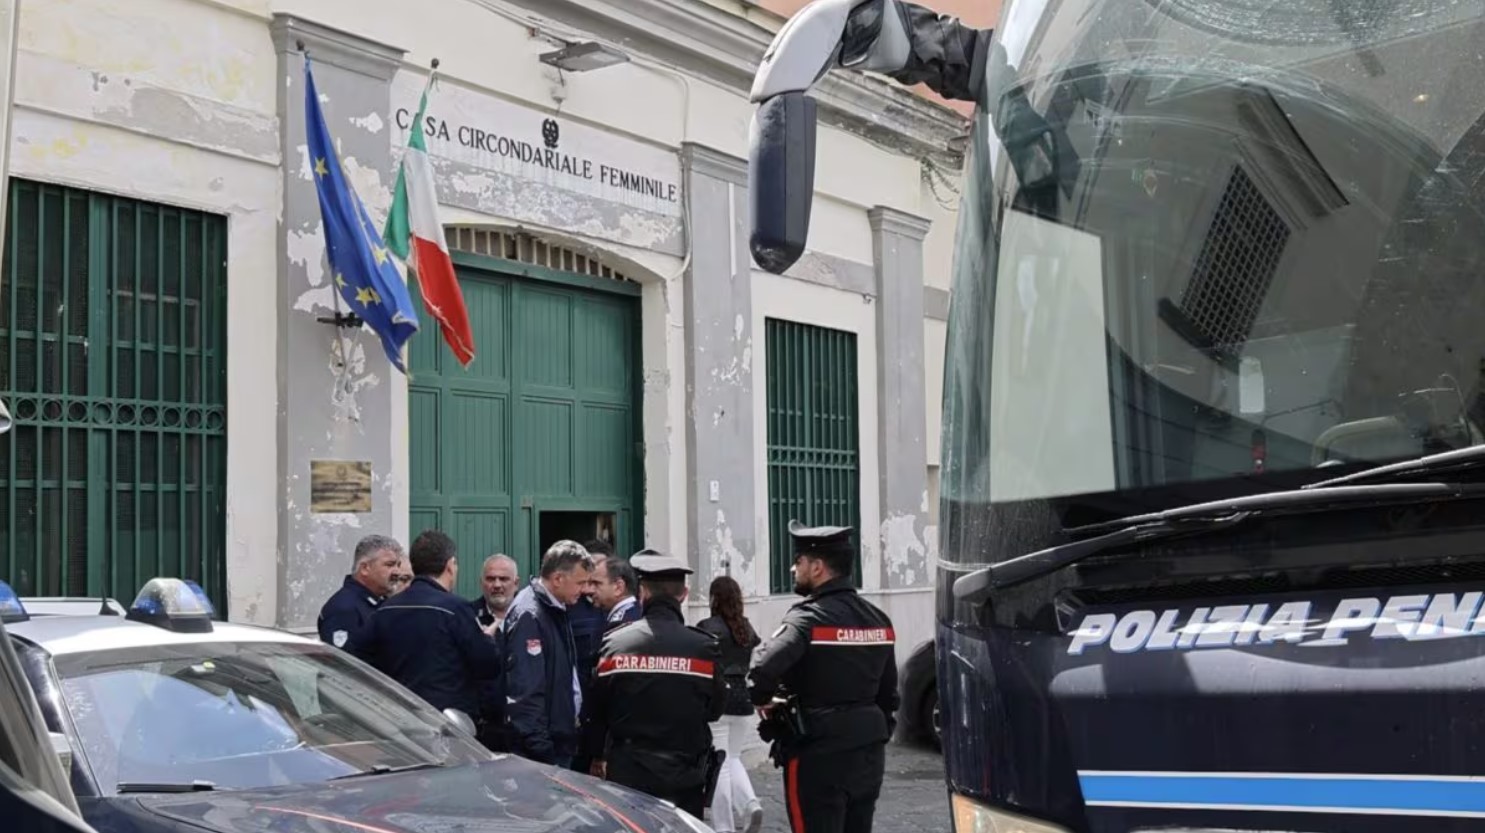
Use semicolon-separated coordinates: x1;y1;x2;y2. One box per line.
749;91;818;274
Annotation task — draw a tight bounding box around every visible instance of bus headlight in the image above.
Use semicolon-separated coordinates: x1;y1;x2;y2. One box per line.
950;794;1070;833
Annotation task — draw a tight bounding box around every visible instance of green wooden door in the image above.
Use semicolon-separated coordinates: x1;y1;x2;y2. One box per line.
0;179;228;609
409;255;641;598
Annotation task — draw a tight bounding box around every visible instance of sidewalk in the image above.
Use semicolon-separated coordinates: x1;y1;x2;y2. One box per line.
724;741;950;833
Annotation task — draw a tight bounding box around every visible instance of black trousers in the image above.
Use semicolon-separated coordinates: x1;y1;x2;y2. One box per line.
608;749;706;818
476;720;509;754
783;743;886;833
571;751;593;774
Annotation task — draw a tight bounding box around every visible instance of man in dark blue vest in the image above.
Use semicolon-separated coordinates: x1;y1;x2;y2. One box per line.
317;534;404;650
347;530;502;720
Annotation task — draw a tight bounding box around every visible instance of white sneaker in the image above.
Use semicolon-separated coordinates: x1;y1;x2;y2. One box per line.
743;803;763;833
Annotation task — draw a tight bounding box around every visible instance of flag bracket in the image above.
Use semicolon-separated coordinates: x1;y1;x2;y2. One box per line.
317;312;364;329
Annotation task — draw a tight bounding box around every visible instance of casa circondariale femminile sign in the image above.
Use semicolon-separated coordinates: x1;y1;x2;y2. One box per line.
389;72;684;233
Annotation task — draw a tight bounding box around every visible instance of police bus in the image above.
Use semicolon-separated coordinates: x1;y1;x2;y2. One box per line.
749;0;1485;830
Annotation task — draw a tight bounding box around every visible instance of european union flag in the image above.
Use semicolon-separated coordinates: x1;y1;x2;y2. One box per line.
303;57;419;372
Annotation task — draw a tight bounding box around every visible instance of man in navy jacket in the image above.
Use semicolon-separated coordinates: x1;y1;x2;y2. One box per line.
503;540;595;767
471;554;519;751
317;534;404;649
347;530;502;719
594;554;644;630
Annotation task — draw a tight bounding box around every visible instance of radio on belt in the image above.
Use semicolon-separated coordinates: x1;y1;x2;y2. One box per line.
125;577;216;633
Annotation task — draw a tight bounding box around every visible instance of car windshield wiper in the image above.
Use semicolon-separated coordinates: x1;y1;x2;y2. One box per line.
328;761;446;781
953;481;1485;597
1305;443;1485;488
116;780;217;794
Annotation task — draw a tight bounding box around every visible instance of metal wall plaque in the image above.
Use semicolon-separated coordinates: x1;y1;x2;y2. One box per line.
310;460;372;513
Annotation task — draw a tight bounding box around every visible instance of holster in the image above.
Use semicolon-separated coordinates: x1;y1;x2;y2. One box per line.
757;697;807;767
702;748;726;806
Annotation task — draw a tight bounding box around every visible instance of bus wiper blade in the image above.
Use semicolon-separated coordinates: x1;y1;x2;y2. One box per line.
328;761;446;780
953;482;1483;597
116;780;217;793
955;513;1252;597
1305;444;1485;489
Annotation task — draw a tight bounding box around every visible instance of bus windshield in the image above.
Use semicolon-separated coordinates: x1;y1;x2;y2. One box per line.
941;0;1485;566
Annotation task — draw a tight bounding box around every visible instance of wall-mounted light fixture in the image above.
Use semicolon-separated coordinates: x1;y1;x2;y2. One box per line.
538;41;630;73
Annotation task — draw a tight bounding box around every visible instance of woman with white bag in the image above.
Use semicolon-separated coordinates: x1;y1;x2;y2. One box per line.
698;576;764;833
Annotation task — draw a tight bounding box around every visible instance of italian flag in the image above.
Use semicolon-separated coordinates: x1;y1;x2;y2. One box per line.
384;74;475;367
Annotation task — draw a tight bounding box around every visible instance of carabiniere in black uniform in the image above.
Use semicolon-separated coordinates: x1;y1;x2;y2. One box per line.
748;521;899;833
579;550;725;816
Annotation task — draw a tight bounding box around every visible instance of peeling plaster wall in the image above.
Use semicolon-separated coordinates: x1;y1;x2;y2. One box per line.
872;208;933;591
12;0;281;624
269;0;930;218
269;17;404;632
16;0;961;635
681;147;754;592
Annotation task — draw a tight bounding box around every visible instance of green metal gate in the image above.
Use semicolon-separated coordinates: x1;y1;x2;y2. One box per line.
409;241;641;598
0;179;229;609
765;317;861;593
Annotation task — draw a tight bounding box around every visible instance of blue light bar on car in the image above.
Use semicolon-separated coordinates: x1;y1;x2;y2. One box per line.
0;581;28;623
125;578;214;633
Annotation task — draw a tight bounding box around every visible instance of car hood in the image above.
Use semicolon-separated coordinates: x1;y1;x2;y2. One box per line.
130;755;704;833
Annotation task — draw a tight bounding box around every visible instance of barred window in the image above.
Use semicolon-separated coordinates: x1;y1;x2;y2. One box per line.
0;179;228;610
765;318;860;592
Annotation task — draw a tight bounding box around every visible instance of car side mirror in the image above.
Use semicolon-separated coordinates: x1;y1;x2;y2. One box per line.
441;708;476;737
47;732;71;775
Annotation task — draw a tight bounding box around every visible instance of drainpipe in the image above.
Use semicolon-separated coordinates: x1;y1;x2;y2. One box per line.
0;0;16;438
0;0;17;304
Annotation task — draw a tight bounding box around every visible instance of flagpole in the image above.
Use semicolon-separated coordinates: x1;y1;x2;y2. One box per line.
299;38;358;402
381;56;443;382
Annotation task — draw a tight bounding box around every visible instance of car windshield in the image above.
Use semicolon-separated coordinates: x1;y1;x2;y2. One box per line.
940;0;1485;565
52;640;491;794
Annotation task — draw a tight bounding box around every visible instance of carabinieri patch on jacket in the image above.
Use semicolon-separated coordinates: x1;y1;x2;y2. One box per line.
596;654;715;679
809;627;895;645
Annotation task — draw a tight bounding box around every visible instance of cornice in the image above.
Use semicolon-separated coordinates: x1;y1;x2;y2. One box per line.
869;205;933;242
270;15;405;81
682;142;748;186
488;0;969;169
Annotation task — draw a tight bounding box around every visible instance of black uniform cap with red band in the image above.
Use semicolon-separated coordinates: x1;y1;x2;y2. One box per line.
788;519;855;574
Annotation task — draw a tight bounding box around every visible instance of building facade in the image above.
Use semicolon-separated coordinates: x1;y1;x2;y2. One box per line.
0;0;968;665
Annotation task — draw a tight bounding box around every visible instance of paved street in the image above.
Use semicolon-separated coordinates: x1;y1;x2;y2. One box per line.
742;741;950;833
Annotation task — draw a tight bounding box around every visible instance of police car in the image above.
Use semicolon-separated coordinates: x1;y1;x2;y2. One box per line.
2;576;717;833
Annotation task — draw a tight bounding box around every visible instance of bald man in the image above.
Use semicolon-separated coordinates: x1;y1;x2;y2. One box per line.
470;553;519;752
473;554;520;629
